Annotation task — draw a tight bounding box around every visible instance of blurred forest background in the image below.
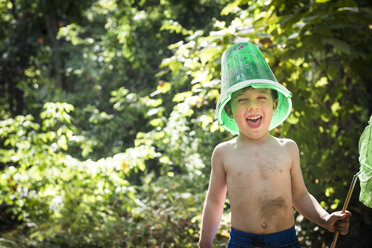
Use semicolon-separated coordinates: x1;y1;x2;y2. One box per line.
0;0;371;247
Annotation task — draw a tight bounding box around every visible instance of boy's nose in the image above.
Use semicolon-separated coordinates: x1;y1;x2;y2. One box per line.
247;101;259;110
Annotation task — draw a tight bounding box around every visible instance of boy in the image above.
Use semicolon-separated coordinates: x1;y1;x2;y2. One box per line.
199;42;351;248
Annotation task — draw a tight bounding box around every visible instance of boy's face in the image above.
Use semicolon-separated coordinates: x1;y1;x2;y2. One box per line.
230;87;278;139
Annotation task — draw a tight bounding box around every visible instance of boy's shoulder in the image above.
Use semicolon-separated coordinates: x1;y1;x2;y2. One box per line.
212;138;237;157
214;137;237;149
273;136;296;145
272;136;299;154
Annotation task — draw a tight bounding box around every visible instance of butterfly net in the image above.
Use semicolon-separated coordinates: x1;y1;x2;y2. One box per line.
358;115;372;208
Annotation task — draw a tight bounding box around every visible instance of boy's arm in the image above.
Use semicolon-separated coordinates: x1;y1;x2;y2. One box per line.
199;145;227;248
288;140;351;235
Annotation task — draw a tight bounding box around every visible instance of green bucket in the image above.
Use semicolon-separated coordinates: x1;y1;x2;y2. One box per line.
216;42;292;134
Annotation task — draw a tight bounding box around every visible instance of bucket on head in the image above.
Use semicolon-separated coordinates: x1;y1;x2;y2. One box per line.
216;42;292;134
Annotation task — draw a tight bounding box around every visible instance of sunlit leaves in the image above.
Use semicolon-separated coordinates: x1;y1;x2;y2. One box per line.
160;20;192;35
149;118;164;127
160;56;183;75
156;81;172;93
286;113;299;125
172;91;192;103
0;102;151;245
57;24;96;46
331;102;341;116
199;47;220;65
41;102;74;125
315;77;328;88
220;0;243;16
198;114;214;129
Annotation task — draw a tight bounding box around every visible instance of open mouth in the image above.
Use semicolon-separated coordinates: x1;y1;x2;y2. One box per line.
246;116;262;129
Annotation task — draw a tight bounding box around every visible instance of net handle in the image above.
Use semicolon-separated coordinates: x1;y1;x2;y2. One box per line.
330;172;360;248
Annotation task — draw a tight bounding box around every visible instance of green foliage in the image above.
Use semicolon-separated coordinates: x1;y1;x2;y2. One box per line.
1;0;371;247
0;103;146;246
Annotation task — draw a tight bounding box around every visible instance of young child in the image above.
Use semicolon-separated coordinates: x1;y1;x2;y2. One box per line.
199;42;351;248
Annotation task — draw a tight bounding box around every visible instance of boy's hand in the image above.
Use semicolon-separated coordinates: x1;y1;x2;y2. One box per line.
325;211;351;235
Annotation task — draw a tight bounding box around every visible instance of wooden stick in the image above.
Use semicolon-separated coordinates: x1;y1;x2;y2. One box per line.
330;173;359;248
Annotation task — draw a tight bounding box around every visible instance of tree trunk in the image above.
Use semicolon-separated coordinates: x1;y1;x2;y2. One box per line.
42;0;66;91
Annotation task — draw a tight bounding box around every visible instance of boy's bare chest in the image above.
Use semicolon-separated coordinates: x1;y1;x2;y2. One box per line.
224;147;291;180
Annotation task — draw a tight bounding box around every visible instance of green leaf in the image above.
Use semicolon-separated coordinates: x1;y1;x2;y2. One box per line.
173;92;192;103
331;102;340;115
157;82;171;94
149;118;163;127
330;199;340;210
286;114;299;125
315;77;328;87
199;48;220;65
221;0;242;15
57;136;68;150
322;37;351;54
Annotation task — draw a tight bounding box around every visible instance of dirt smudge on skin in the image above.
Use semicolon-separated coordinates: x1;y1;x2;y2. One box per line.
259;197;287;222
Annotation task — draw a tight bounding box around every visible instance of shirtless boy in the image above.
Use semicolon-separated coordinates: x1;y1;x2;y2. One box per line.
199;42;351;248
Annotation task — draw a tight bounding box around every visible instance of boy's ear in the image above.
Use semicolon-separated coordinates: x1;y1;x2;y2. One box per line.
273;99;278;111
